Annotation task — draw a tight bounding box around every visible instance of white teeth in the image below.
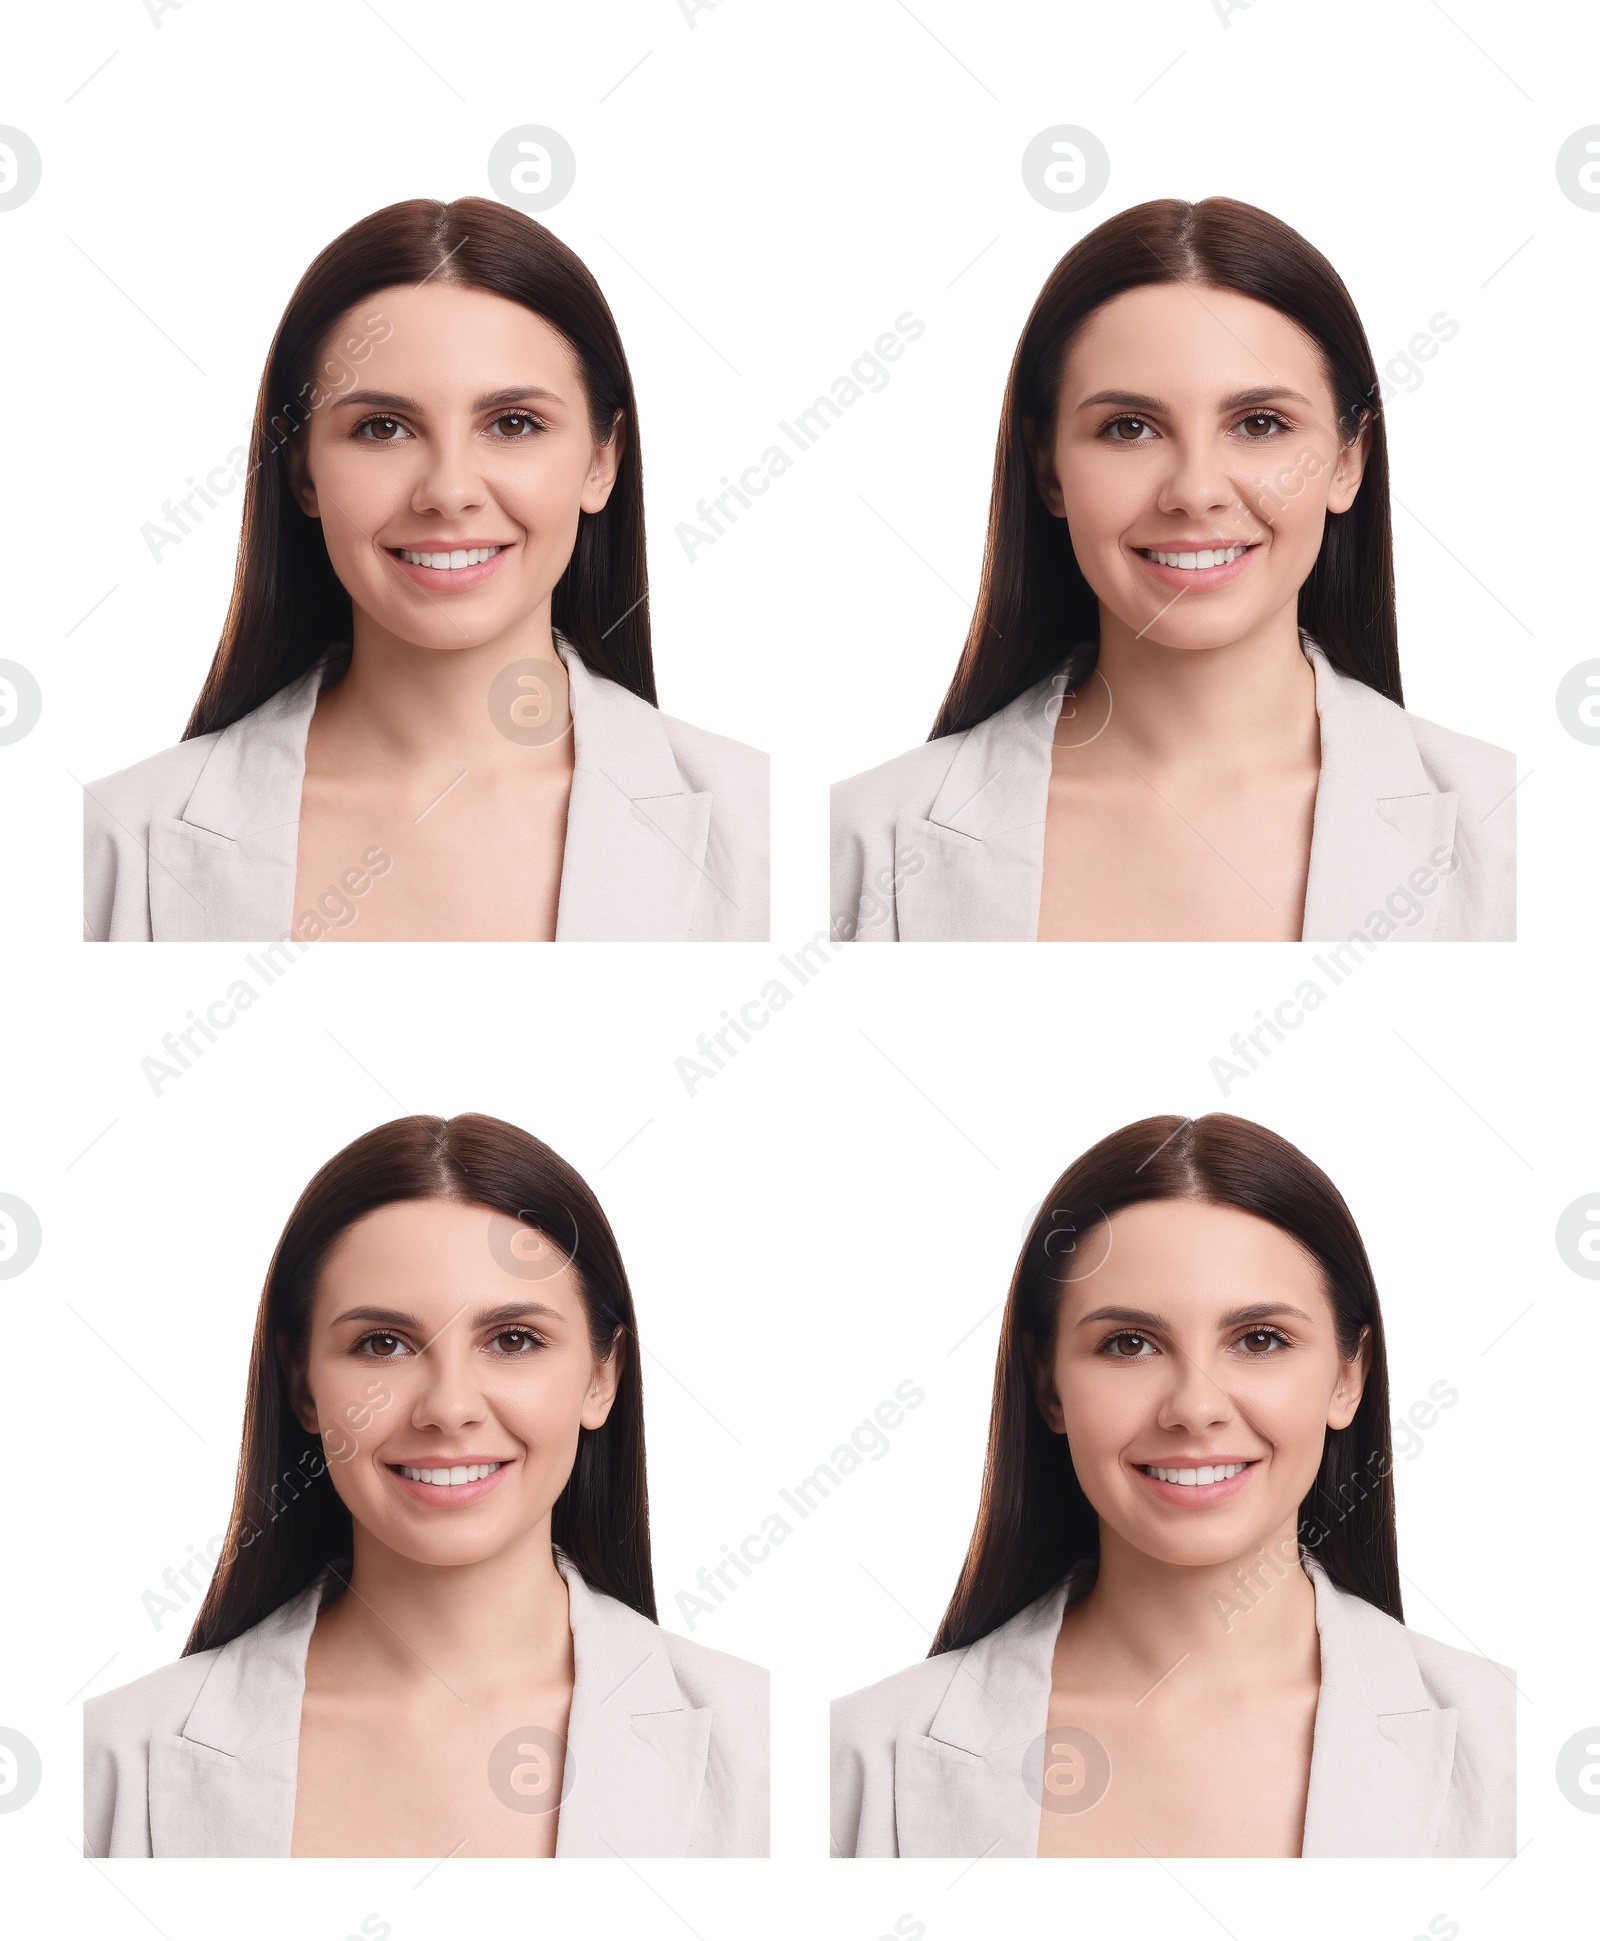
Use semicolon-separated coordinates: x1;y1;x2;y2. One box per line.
397;1462;504;1486
1144;1461;1248;1486
1144;545;1248;570
397;546;504;569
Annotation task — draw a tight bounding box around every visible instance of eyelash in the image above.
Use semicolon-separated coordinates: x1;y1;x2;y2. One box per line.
1096;409;1293;445
351;1327;547;1360
1096;1325;1293;1360
350;410;548;444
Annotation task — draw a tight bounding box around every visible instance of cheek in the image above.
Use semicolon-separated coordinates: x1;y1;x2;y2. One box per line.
1057;1366;1144;1466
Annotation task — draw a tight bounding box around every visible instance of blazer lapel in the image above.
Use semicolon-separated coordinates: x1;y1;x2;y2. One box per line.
893;1581;1069;1858
1301;643;1459;944
147;667;326;942
1300;1563;1459;1858
553;643;717;942
553;1557;711;1858
894;676;1058;942
149;1578;326;1857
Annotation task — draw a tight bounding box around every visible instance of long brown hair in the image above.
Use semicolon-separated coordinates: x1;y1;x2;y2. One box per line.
930;197;1399;740
186;1113;654;1653
930;1113;1400;1655
185;197;655;739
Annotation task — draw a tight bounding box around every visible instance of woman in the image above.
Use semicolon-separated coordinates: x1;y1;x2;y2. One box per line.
831;199;1513;943
84;199;768;942
831;1114;1514;1858
84;1114;768;1857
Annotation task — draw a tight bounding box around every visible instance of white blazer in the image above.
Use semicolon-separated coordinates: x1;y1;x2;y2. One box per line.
831;641;1514;943
830;1559;1515;1859
84;1554;769;1858
84;638;769;942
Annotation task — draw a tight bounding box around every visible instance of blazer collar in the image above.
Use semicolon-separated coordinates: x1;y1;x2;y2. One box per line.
552;642;715;943
892;1559;1458;1860
149;1575;327;1858
551;1552;712;1858
1300;641;1458;943
891;639;1457;943
1300;1560;1459;1857
149;639;714;942
892;673;1058;943
151;1557;710;1859
892;1571;1078;1858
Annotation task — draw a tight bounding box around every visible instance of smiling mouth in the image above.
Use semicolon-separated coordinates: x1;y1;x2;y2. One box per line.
1138;544;1254;571
1140;1461;1253;1486
392;1461;507;1487
391;544;507;570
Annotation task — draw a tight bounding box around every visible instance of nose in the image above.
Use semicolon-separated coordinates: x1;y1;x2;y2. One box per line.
408;1331;490;1437
1153;1340;1237;1438
1153;425;1244;528
409;423;491;522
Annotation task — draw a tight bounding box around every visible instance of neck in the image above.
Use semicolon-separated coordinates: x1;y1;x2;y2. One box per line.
321;598;574;773
322;1520;573;1697
1079;599;1318;775
1061;1522;1318;1695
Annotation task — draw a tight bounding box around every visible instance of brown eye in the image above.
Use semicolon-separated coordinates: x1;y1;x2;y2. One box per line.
1240;1328;1280;1354
1239;412;1279;438
1110;416;1149;441
1108;1332;1149;1357
360;416;406;442
359;1332;406;1357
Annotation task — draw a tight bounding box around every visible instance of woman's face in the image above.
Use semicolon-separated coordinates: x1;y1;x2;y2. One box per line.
1029;282;1368;654
287;1197;619;1570
287;282;621;653
1030;1197;1369;1570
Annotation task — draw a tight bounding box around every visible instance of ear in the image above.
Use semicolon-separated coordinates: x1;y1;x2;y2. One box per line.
1326;1324;1371;1431
1022;412;1067;520
580;1325;624;1431
1324;410;1371;515
285;436;320;520
1023;1329;1068;1435
279;1329;320;1435
579;408;625;516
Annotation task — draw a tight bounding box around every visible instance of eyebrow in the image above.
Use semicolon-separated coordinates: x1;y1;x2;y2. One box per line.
1074;385;1314;415
1075;1301;1314;1330
329;1301;565;1330
329;386;567;414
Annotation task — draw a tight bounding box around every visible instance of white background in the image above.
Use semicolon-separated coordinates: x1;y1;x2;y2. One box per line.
3;0;1597;1936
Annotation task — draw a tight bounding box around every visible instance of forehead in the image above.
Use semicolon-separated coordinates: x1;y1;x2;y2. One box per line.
328;281;585;400
1058;1197;1327;1315
1060;282;1331;404
312;1197;586;1319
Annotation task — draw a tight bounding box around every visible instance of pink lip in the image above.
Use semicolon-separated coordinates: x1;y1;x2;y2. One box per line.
387;1460;513;1509
1132;542;1259;593
387;542;513;593
1133;1459;1259;1507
